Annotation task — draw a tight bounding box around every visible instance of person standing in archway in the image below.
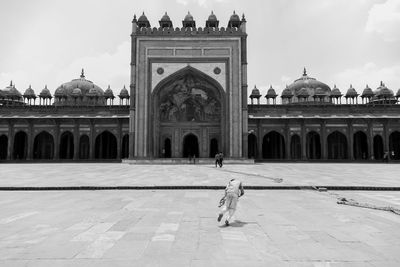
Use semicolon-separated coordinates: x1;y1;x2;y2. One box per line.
217;178;244;226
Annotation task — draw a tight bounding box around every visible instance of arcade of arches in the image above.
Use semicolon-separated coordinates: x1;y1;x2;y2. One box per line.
0;118;130;161
247;128;400;161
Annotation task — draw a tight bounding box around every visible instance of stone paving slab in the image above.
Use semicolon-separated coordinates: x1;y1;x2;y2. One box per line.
1;188;400;266
0;163;400;187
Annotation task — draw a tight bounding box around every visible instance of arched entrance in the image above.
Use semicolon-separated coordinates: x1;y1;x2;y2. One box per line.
306;131;321;159
262;131;285;159
164;138;171;158
248;133;257;159
183;134;199;158
353;131;368;160
327;131;348;159
121;134;129;159
33;131;54;159
59;131;74;159
13;131;27;160
389;131;400;160
152;66;224;158
95;131;117;159
290;134;301;160
79;135;90;159
373;135;384;160
0;135;7;160
209;138;219;158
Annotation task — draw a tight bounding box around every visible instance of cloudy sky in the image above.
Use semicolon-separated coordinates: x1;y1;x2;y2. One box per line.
0;0;399;100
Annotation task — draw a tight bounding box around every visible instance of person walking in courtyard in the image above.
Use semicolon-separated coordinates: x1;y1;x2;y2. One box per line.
218;152;224;167
217;178;244;226
215;152;220;167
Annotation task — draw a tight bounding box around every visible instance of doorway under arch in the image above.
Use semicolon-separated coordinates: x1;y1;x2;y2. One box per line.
59;131;74;159
262;131;285;159
327;131;348;159
183;134;199;158
373;135;384;160
95;131;117;159
353;131;368;160
13;131;27;160
79;135;90;159
306;131;321;159
0;135;7;160
389;131;400;160
33;131;54;159
209;138;219;158
290;134;301;160
248;133;257;159
164;138;171;158
121;134;129;159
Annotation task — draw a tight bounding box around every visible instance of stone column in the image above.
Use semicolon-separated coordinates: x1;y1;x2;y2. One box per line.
301;120;307;160
348;119;353;160
321;120;327;160
73;120;79;160
117;120;122;159
7;120;13;160
27;121;33;160
257;120;263;159
367;120;373;160
54;122;60;160
285;123;290;160
89;120;95;160
383;119;390;156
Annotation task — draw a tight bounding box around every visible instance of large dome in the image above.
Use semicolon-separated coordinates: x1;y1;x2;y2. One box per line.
54;69;105;106
287;68;331;103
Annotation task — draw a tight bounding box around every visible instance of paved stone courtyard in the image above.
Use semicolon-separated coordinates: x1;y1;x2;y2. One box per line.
1;163;400;266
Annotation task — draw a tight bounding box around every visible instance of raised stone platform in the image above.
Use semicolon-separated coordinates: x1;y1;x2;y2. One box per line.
122;158;255;164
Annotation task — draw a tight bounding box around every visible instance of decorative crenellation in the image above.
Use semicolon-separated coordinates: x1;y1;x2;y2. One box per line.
135;26;246;36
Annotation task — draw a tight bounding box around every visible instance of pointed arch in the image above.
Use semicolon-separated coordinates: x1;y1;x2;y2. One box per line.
13;131;27;160
33;131;54;159
290;134;301;160
0;135;8;160
95;131;117;159
306;131;321;159
327;131;348;160
248;133;257;159
389;131;400;160
262;131;285;159
79;135;90;159
373;135;384;160
353;131;368;160
59;131;74;159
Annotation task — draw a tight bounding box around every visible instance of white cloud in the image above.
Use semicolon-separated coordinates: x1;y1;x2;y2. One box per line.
365;0;400;42
332;62;400;93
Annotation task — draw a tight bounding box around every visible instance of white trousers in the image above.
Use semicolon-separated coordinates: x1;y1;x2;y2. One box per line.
220;193;238;222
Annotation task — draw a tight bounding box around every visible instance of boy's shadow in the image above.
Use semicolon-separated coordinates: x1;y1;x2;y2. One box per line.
218;220;249;228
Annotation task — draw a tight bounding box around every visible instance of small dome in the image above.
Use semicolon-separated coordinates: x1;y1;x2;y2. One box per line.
184;12;194;21
86;85;104;97
375;81;394;98
55;85;67;98
119;85;129;98
265;85;277;98
208;11;217;21
229;11;240;22
330;85;342;97
138;12;149;22
396;89;400;97
39;85;52;98
314;87;328;97
3;81;22;99
345;85;358;97
160;12;171;22
249;85;261;98
281;86;294;98
72;88;82;97
104;85;115;98
361;84;374;97
297;88;310;97
23;85;36;98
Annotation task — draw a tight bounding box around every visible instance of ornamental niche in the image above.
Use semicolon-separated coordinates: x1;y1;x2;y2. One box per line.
158;73;221;122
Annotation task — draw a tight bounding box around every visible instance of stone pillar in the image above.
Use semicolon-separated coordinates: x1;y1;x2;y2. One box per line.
73;120;79;160
90;120;95;160
27;121;33;160
367;120;373;160
321;121;327;160
348;120;354;160
54;123;60;160
383;119;390;156
301;120;307;160
257;120;263;159
117;120;122;159
285;123;290;160
129;110;135;159
7;120;13;160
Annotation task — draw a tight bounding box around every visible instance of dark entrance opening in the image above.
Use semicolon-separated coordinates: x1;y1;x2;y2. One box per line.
0;135;8;160
183;134;199;158
59;131;74;159
79;135;90;159
389;131;400;160
210;138;219;158
248;133;257;159
327;131;348;159
121;134;129;159
373;135;384;160
306;131;321;159
290;134;301;160
33;131;54;159
13;131;27;160
353;131;368;160
262;131;285;159
164;138;171;158
95;131;117;159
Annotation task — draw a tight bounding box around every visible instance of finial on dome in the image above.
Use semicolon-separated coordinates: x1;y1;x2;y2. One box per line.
80;68;85;78
242;13;246;21
303;67;307;76
233;10;236;15
134;14;136;19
